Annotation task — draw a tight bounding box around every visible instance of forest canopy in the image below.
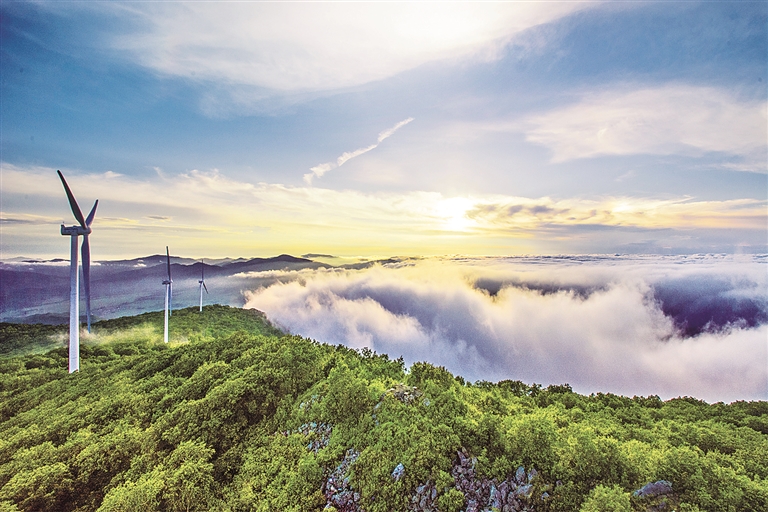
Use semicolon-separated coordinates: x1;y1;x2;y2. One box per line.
1;305;766;511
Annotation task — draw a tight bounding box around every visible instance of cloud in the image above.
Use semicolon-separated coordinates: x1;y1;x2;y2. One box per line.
335;145;378;168
467;195;767;232
3;163;765;257
0;213;60;225
304;118;413;184
244;256;768;402
100;3;594;94
377;118;415;142
524;84;767;167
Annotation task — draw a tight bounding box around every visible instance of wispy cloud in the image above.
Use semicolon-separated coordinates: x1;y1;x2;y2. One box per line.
524;84;767;168
0;213;60;225
304;118;413;184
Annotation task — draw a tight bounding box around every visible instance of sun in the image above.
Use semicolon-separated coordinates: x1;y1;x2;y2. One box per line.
435;197;477;232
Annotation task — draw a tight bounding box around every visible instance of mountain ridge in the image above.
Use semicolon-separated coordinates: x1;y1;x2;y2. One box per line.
0;254;329;325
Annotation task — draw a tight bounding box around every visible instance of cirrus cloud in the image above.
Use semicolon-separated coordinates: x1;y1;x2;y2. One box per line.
305;118;414;184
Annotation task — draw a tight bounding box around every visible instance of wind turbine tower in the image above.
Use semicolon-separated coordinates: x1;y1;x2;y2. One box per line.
163;247;173;343
57;171;98;373
198;260;208;312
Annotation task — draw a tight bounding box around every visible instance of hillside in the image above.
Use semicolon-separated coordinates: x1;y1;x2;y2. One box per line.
0;306;766;511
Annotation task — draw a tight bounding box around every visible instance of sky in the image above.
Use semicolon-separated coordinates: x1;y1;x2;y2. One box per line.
1;2;766;400
1;1;767;259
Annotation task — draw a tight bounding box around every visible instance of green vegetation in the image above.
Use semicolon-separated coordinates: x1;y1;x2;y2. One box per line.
0;305;766;511
0;305;281;358
0;323;66;358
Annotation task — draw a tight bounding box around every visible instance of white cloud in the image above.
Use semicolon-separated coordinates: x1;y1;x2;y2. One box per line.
335;145;378;168
305;118;413;184
524;84;768;167
244;256;768;402
377;118;415;143
103;3;593;95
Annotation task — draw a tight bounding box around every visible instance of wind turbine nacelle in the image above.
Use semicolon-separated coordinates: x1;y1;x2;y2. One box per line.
61;225;91;236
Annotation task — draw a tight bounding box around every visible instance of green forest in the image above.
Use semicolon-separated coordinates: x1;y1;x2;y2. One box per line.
0;305;766;512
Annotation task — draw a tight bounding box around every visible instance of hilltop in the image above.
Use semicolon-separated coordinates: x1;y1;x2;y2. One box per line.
0;305;281;358
0;306;766;511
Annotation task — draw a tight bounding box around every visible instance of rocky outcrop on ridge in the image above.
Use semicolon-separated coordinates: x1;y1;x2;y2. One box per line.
322;449;362;512
451;448;544;512
295;387;674;512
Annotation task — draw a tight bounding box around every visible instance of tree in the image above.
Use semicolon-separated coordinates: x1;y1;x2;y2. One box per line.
579;484;631;512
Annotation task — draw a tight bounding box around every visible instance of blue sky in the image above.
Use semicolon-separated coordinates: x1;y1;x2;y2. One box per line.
1;1;766;258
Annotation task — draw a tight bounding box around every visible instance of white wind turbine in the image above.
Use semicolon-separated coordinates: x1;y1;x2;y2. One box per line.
163;247;173;343
198;259;208;312
57;170;98;373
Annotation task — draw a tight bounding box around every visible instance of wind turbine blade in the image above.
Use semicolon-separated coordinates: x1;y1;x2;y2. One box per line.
203;282;208;294
169;282;173;315
82;235;92;333
57;170;87;228
85;200;98;227
201;260;204;280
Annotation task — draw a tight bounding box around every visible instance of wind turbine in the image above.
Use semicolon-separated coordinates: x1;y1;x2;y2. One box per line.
198;259;208;312
163;247;173;343
57;170;98;373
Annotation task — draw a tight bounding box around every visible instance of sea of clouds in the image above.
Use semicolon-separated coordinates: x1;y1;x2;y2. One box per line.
243;255;767;403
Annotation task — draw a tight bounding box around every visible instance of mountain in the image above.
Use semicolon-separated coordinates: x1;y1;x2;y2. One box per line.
0;254;329;324
0;305;766;511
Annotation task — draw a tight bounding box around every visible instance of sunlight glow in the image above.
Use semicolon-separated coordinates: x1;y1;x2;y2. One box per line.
434;197;477;232
3;165;766;258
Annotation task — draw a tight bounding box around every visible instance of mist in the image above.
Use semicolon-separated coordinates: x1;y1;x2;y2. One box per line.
243;255;768;402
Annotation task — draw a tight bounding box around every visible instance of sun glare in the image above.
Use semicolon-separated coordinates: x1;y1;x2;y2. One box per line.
435;197;477;232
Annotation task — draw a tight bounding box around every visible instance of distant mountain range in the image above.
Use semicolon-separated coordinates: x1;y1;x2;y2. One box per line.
0;254;335;324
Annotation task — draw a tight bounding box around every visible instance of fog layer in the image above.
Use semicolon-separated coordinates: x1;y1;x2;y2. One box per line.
244;255;767;402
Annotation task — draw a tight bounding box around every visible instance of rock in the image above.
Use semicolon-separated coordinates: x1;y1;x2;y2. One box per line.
383;383;424;404
490;484;502;509
392;462;405;481
517;484;533;498
633;480;673;499
323;449;362;512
